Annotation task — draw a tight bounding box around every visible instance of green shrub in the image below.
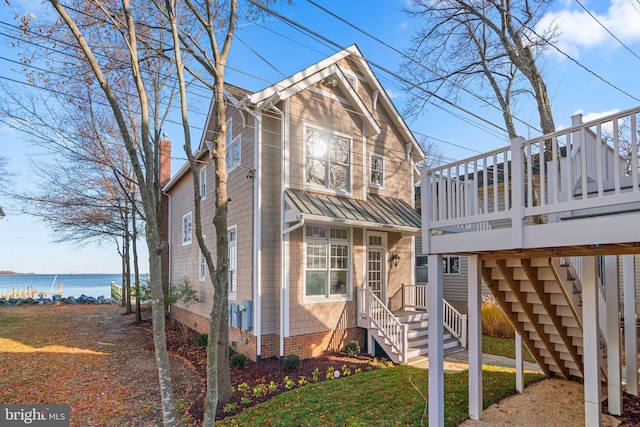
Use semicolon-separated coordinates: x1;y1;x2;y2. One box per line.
194;333;208;346
229;347;237;358
283;354;301;372
482;295;514;338
230;353;247;370
344;340;360;357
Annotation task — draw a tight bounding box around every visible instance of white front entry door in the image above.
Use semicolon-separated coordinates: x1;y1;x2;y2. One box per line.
367;231;387;304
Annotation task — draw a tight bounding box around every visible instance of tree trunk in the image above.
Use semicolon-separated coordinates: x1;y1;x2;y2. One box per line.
132;196;141;323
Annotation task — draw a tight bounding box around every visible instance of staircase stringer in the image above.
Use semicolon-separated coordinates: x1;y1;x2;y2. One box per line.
481;265;552;377
496;260;570;379
522;258;584;377
549;258;584;331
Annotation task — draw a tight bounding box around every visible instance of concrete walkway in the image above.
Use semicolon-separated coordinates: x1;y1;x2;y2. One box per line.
412;350;544;374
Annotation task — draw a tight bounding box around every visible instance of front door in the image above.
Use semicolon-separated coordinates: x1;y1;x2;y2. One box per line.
367;231;387;303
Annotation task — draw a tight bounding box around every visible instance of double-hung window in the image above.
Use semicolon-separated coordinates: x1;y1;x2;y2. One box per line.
200;166;207;199
226;119;241;171
199;235;206;281
305;225;350;301
182;212;192;245
304;125;351;192
228;226;237;298
370;153;384;187
443;256;460;274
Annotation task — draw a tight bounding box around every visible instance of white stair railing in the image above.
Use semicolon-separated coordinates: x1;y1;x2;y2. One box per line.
444;299;467;348
402;284;467;348
367;288;408;363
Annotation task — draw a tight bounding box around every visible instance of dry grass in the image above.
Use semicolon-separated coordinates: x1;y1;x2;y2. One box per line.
481;295;514;338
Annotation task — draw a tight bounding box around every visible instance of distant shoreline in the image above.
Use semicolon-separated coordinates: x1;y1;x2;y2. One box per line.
0;271;18;275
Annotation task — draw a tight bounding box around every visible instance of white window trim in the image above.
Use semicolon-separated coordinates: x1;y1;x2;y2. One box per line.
369;153;385;188
443;256;461;275
199;235;207;281
228;134;241;172
200;166;207;200
303;224;352;304
228;225;238;300
303;123;353;196
342;70;358;91
182;212;192;246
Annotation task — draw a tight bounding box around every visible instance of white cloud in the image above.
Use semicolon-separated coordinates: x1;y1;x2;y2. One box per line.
398;22;409;31
573;108;620;123
538;0;640;57
386;88;402;99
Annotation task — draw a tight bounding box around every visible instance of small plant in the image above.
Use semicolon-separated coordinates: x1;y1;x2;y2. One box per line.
341;364;351;376
230;353;247;370
283;376;295;389
252;384;266;397
311;368;320;382
326;366;335;380
175;399;187;413
194;333;208;346
298;376;307;386
355;367;362;374
229;347;237;358
344;340;360;357
223;403;236;413
386;360;394;367
283;354;301;372
240;397;251;405
268;381;277;392
237;382;249;394
365;366;372;372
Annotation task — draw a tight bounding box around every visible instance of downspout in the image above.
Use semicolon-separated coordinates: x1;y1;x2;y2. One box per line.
269;101;288;361
238;102;262;360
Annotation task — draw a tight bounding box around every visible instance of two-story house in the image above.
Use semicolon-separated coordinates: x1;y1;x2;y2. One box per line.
163;45;426;362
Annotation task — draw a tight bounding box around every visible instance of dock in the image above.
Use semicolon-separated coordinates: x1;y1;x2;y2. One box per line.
0;283;63;299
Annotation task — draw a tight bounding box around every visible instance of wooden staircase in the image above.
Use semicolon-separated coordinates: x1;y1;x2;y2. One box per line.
481;256;607;379
369;311;462;365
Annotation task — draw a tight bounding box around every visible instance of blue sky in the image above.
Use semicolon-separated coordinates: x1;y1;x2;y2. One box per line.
1;0;639;273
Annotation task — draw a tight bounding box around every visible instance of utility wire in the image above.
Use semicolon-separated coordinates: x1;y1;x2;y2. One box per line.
246;0;511;136
306;0;541;135
575;0;640;63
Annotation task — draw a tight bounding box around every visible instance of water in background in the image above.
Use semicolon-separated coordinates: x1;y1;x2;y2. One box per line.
0;274;147;298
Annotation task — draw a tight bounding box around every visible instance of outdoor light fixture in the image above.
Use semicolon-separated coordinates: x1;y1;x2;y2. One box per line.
390;252;401;267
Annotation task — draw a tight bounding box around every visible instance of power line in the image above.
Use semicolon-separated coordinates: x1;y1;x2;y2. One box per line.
246;0;511;136
575;0;640;63
306;0;542;136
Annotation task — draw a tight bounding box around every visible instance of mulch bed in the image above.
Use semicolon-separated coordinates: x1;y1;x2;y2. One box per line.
141;319;388;424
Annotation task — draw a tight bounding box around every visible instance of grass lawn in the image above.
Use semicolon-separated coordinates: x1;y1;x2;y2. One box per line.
218;364;545;427
482;335;536;364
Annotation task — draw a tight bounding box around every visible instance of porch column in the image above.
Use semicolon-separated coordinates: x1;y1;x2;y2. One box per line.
428;253;444;427
624;254;638;396
468;254;482;420
515;334;524;393
582;256;602;427
605;255;622;415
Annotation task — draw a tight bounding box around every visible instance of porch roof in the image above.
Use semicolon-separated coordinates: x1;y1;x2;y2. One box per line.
284;188;421;235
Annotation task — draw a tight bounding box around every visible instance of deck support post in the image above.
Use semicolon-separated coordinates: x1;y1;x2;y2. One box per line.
605;255;622;415
510;137;525;248
515;333;524;393
468;254;482;420
582;256;602;427
428;254;444;427
624;254;637;396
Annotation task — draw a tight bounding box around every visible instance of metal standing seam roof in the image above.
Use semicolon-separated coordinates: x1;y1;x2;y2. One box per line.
285;188;421;232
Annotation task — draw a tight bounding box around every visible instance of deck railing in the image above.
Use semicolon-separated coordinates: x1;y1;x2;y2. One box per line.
421;107;640;251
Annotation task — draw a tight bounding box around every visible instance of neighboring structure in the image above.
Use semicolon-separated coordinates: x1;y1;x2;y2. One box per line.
421;108;640;426
163;45;428;362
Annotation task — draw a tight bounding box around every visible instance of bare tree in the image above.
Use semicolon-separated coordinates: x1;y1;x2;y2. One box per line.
404;0;557;139
32;1;180;423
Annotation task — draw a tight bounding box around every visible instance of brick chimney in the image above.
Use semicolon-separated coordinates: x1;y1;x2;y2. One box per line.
159;137;171;298
159;137;172;187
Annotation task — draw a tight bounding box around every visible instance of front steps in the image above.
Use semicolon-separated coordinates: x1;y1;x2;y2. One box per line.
368;311;462;365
